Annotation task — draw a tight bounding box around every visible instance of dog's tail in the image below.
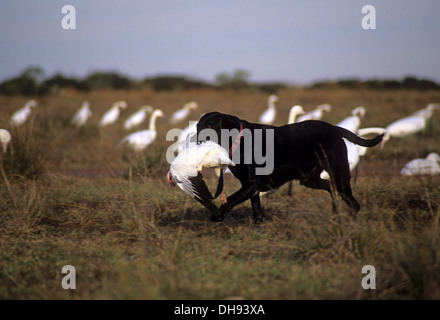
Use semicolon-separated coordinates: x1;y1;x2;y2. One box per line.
337;127;384;147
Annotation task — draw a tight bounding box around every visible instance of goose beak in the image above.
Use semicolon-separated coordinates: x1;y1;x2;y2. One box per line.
167;171;176;189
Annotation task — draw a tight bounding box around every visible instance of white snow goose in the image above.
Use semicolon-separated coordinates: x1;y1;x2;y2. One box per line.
119;109;164;151
386;103;439;138
297;104;331;122
71;101;92;127
169;101;198;125
287;105;306;124
123;105;153;130
10;99;37;126
336;106;366;133
99;100;127;127
400;153;440;176
168;136;235;209
258;94;278;125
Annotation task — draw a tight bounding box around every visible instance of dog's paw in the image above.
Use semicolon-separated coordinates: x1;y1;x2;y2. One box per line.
209;213;224;222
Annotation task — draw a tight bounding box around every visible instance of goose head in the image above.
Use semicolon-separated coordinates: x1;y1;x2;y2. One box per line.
140;105;154;113
152;109;165;118
427;153;440;163
184;101;198;110
113;100;127;110
352;106;366;118
167;170;176;189
268;95;279;106
288;105;306;124
427;103;440;111
0;129;12;153
25;99;37;109
317;104;331;112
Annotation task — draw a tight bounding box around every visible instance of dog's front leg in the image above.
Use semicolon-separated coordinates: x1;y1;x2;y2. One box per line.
219;181;259;219
219;186;254;214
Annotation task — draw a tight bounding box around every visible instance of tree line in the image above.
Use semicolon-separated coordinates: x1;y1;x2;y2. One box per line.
1;66;439;97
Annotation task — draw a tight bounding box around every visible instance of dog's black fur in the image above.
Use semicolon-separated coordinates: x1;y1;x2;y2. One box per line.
196;111;384;222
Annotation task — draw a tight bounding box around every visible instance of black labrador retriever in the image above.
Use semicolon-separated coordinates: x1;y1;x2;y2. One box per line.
196;111;384;222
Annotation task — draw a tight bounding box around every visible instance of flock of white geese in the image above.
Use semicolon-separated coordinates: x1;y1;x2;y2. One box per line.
1;96;440;203
2;99;199;155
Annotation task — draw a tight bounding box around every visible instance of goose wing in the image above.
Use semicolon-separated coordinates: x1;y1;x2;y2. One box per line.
189;172;215;201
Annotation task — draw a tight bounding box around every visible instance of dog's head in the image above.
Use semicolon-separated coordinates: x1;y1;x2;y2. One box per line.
196;112;242;143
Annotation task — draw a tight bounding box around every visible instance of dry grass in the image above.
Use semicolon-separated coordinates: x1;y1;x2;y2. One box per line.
1;87;440;299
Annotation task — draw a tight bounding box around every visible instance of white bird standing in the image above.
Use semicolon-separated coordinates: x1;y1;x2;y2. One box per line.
168;135;235;207
119;109;164;151
320;127;389;181
99;100;127;127
169;101;198;125
297;104;331;122
287;105;306;124
400;153;440;176
385;104;439;138
411;103;440;118
71;101;92;127
10;99;37;126
258;94;278;125
0;129;12;153
123;105;153;130
336;106;366;133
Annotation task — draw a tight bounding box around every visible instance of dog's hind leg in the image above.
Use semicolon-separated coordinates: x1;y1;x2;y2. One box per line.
301;174;341;213
250;193;264;223
331;166;361;217
336;184;360;217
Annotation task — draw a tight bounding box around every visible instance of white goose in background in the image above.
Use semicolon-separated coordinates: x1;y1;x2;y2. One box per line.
119;109;164;151
258;94;278;125
0;129;12;153
385;104;439;138
168;134;235;206
336;106;366;133
71;101;92;127
320;127;390;181
10;99;37;126
287;105;306;124
297;104;331;122
400;153;440;176
123;105;153;130
411;103;440;118
99;100;127;127
169;101;198;125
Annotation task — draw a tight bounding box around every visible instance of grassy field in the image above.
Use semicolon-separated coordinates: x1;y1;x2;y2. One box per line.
1;87;440;299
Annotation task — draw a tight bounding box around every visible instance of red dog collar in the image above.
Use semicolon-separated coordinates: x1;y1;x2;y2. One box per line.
229;122;244;157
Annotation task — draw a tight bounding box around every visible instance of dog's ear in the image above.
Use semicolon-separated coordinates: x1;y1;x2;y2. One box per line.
199;112;221;122
197;112;242;141
197;112;221;130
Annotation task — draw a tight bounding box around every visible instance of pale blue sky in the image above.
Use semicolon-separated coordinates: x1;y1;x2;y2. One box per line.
1;0;440;84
